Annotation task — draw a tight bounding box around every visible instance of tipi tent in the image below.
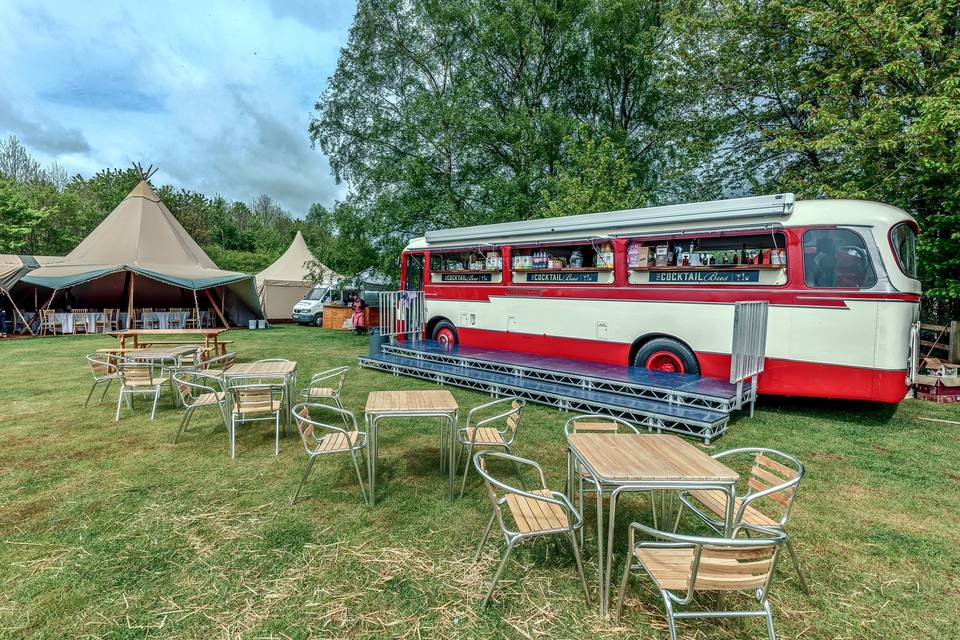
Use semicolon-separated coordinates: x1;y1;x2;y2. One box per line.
17;179;264;327
256;231;340;320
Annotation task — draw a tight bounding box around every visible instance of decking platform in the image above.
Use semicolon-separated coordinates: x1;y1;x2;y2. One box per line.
359;340;749;443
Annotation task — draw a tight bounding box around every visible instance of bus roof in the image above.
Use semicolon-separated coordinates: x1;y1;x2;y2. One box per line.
404;195;916;251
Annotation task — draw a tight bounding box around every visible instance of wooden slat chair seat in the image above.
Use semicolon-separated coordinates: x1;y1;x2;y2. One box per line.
172;372;228;445
473;451;590;607
304;387;335;397
675;447;809;593
227;383;285;458
616;523;786;639
505;488;569;533
461;426;506;446
456;397;525;497
289;403;367;505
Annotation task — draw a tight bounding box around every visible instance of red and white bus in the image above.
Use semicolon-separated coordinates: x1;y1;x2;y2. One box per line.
399;194;920;402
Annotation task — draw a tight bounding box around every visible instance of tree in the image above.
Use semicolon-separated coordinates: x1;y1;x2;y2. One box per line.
666;0;960;304
312;0;666;274
540;131;649;218
0;177;51;252
0;136;43;184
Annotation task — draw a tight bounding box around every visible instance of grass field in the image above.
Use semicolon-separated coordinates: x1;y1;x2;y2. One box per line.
1;326;959;639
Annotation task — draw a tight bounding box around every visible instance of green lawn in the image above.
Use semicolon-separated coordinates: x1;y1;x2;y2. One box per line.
1;326;958;639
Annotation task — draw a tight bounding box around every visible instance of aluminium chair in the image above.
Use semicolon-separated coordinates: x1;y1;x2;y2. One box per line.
673;448;809;593
563;414;651;545
171;371;228;444
299;366;349;409
290;403;368;505
227;381;285;458
84;354;118;407
473;451;591;607
456;397;525;497
615;522;786;640
114;357;170;421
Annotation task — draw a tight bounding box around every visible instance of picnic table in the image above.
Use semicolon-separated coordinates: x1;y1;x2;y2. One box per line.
565;433;739;616
110;328;230;355
364;390;460;506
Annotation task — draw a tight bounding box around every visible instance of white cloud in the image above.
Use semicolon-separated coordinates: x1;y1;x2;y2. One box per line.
0;0;354;215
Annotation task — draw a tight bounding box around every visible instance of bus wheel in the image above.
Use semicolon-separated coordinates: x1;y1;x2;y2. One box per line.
634;338;699;375
432;321;458;350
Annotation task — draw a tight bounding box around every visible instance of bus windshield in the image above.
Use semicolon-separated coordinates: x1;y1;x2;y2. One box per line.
890;223;918;278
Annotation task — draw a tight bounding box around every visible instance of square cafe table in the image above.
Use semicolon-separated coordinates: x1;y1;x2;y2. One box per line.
566;433;739;616
223;361;298;435
364;390;459;506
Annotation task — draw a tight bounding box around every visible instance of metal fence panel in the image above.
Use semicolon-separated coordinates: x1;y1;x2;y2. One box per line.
730;301;769;384
378;290;426;340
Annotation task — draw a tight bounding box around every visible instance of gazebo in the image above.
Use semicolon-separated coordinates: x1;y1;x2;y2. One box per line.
256;231;340;321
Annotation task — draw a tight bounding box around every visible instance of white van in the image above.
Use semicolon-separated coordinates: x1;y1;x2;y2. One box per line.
292;284;332;326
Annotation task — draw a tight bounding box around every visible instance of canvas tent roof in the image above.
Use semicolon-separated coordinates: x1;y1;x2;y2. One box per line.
19;180;264;318
0;255;64;292
255;231;341;320
256;231;339;286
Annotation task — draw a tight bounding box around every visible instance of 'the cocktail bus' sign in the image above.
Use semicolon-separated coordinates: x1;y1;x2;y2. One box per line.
440;272;493;282
649;270;760;283
526;271;600;283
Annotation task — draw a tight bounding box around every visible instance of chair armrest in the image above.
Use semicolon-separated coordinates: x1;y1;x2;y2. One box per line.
465;397;517;426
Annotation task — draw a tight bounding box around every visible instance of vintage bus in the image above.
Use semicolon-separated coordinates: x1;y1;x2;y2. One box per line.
398;194;920;402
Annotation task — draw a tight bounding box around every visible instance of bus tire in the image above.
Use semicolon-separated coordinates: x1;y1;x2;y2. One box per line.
432;321;458;349
634;338;699;375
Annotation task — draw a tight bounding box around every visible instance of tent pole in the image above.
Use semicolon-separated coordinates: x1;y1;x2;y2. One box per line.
3;289;34;336
38;288;60;336
126;272;136;329
204;288;229;328
192;289;201;328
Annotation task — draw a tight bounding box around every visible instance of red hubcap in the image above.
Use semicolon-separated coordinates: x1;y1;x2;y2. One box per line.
645;351;685;373
436;328;455;349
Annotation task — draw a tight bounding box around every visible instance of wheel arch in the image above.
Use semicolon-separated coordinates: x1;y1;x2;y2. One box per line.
628;333;700;368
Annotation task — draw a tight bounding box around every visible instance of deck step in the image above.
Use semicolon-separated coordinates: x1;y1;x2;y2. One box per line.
381;341;748;413
359;352;731;443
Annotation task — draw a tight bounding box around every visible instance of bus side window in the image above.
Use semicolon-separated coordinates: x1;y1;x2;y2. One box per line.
405;253;425;291
803;229;877;288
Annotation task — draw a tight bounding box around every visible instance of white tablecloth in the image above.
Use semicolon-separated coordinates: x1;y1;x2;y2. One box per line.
17;310;210;333
141;311;190;330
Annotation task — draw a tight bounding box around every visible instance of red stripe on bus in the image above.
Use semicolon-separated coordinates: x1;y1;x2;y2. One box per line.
455;327;908;403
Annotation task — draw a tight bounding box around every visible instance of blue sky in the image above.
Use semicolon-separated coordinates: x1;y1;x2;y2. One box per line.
0;0;356;214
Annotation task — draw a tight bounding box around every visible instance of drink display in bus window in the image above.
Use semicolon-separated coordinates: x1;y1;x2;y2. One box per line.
429;249;503;284
626;232;788;285
511;242;615;284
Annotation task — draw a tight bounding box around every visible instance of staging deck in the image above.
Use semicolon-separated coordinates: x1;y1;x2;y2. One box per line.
360;340;749;443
